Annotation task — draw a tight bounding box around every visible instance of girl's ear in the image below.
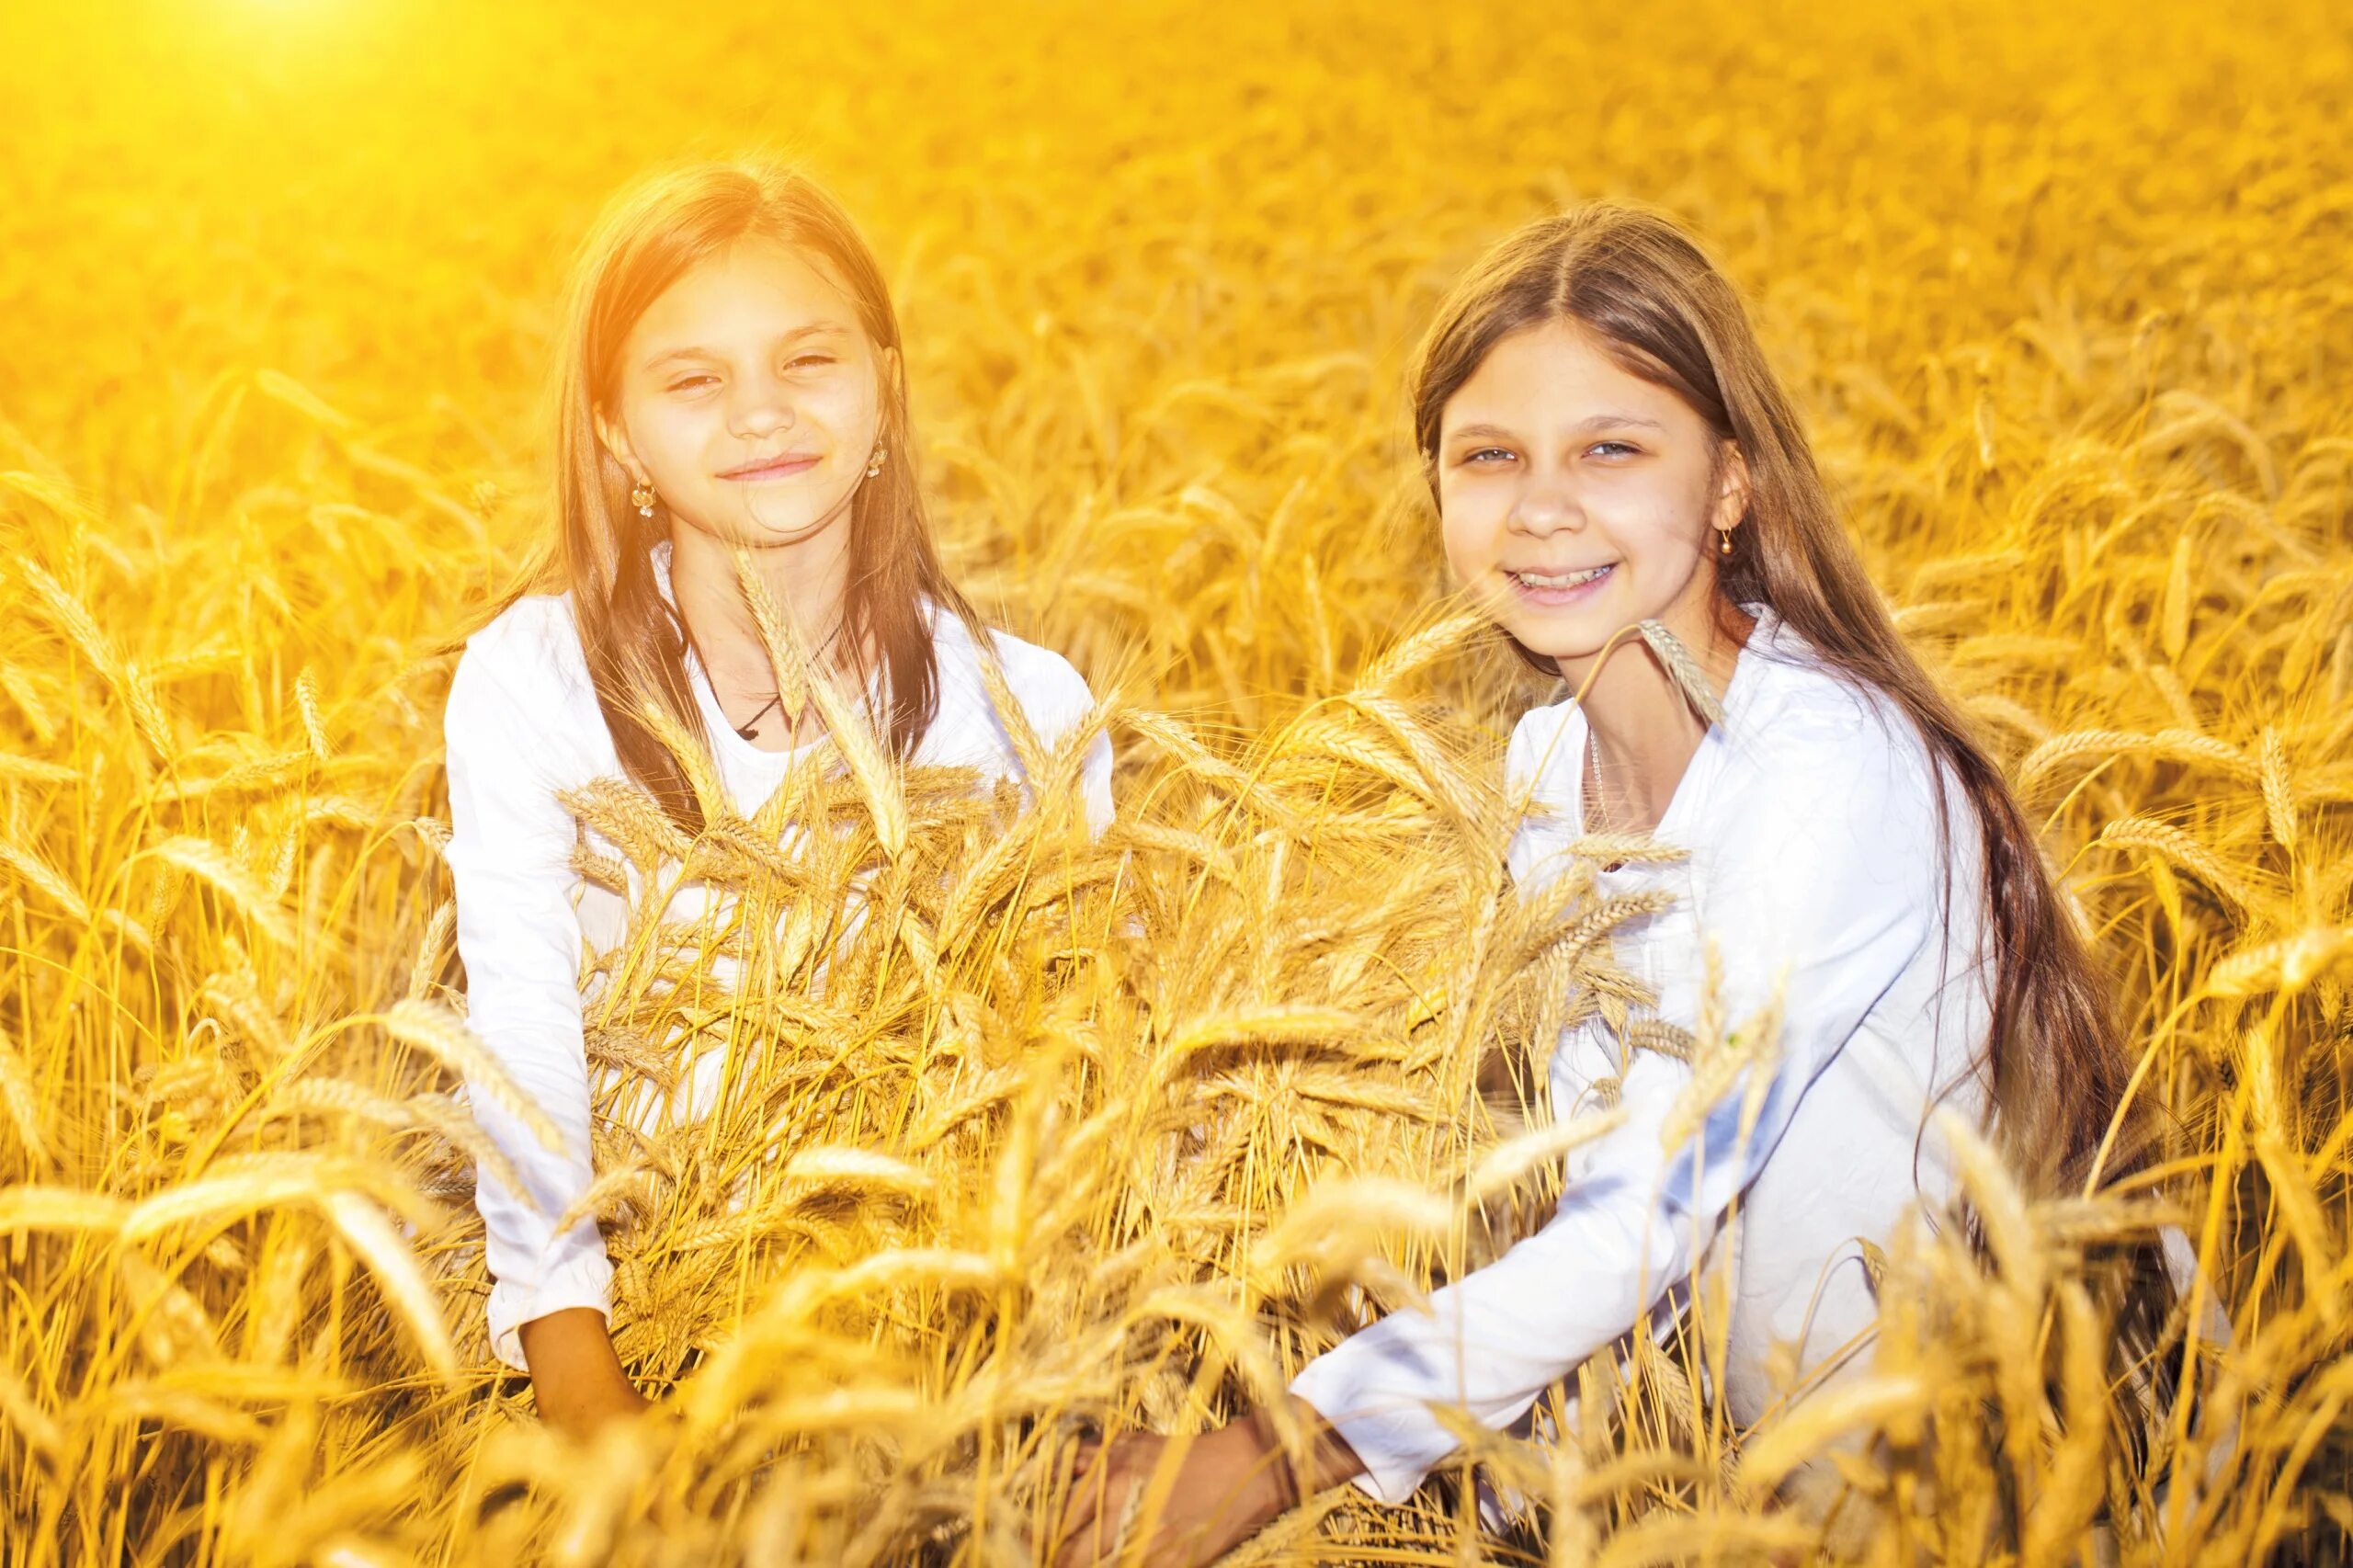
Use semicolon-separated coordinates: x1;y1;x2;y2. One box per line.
594;409;643;486
1713;441;1753;538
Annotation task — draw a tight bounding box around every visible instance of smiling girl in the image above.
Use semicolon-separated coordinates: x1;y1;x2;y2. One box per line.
1052;206;2159;1562
443;162;1109;1436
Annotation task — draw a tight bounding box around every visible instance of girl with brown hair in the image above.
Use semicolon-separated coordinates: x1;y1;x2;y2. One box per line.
443;161;1109;1436
1052;204;2159;1563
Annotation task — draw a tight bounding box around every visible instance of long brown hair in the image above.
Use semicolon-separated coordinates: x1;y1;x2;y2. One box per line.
1412;205;2143;1199
529;160;977;835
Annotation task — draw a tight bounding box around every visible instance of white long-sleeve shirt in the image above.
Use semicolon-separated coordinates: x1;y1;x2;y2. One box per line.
1290;606;1995;1503
442;544;1111;1369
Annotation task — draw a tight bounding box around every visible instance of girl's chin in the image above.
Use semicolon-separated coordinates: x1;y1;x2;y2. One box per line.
1496;608;1608;654
1497;611;1666;671
681;496;851;547
1516;639;1608;668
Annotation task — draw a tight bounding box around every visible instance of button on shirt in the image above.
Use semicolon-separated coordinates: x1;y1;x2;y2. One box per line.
1290;607;1995;1503
442;551;1111;1370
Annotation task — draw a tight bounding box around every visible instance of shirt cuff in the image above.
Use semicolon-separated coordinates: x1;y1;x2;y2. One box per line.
1289;1327;1465;1505
486;1246;615;1372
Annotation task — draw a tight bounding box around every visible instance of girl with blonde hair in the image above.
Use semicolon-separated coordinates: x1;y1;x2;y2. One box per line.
444;161;1109;1434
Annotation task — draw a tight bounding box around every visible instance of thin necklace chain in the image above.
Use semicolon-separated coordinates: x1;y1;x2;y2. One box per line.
1583;727;1631;872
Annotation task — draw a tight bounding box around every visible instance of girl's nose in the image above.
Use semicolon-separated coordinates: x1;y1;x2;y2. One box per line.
1507;475;1582;537
728;375;797;440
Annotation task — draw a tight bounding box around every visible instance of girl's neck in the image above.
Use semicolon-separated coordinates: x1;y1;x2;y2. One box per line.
665;522;853;701
1569;597;1754;833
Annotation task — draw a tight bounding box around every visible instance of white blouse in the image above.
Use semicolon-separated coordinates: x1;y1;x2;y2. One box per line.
442;547;1111;1369
1290;606;1995;1503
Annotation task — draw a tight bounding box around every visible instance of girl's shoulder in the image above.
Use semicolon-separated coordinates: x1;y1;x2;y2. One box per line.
929;609;1098;726
452;591;596;707
443;593;606;778
1717;617;1965;885
1727;616;1937;794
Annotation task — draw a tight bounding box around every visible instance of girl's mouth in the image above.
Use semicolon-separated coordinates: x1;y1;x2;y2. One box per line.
720;454;822;482
1505;562;1614;605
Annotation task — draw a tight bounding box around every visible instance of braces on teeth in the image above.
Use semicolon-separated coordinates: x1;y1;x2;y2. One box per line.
1515;565;1610;587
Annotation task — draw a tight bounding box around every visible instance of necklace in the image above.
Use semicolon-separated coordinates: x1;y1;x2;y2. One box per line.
731;691;785;741
690;616;850;744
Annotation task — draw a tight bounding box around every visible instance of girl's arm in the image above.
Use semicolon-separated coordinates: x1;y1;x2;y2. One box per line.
517;1308;648;1432
443;625;633;1430
1290;708;1942;1501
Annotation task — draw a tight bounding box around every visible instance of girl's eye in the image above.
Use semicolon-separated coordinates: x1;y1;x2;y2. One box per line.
1587;440;1641;459
785;354;835;372
1464;447;1515;464
667;374;718;393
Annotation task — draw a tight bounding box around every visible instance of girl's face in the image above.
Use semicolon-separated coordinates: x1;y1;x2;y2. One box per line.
597;238;892;551
1436;318;1747;668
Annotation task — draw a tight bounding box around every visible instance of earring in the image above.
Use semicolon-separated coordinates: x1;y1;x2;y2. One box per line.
1717;527;1735;557
866;444;887;479
630;481;656;518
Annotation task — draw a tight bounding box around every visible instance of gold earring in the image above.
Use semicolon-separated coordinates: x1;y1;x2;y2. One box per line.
1717;527;1735;557
630;481;656;518
866;444;887;479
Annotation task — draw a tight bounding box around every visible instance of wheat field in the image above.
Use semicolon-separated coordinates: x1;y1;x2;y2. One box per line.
1;0;2348;1562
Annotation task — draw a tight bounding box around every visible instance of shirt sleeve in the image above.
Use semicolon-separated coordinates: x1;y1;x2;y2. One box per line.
442;632;614;1371
1290;705;1943;1502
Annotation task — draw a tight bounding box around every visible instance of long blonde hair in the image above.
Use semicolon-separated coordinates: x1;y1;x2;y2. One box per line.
526;159;977;834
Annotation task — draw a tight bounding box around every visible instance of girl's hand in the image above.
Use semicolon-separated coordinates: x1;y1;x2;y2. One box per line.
1051;1402;1358;1567
1050;1424;1277;1568
517;1307;650;1438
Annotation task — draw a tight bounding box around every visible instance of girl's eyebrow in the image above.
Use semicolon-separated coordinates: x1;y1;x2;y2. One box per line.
641;321;852;372
1447;413;1667;443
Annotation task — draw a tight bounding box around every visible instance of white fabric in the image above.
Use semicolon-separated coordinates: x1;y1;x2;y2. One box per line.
443;546;1111;1369
1290;606;1995;1503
